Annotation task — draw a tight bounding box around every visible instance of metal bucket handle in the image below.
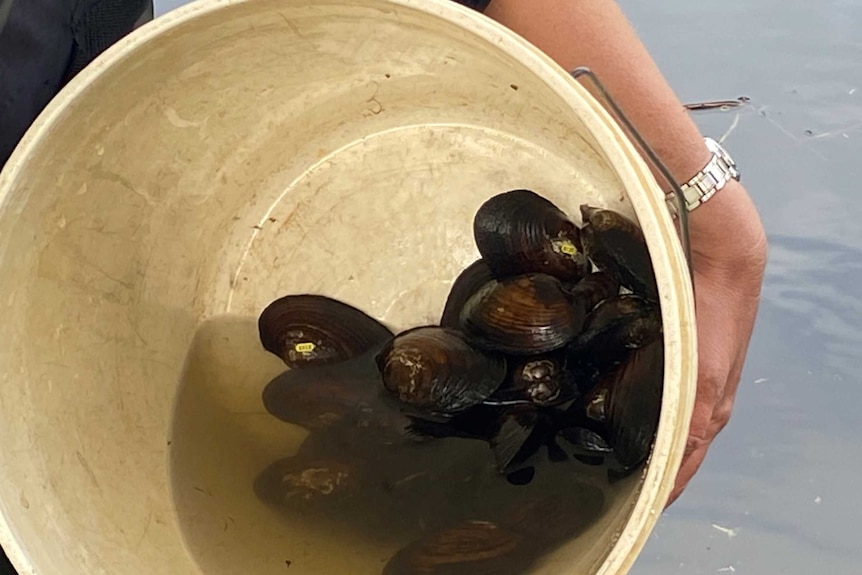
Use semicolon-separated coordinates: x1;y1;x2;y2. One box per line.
569;67;694;286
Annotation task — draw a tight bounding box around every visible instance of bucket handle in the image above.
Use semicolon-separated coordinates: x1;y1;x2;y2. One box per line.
569;67;694;282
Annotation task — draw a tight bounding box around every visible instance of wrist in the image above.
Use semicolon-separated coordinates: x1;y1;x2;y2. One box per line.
687;180;768;280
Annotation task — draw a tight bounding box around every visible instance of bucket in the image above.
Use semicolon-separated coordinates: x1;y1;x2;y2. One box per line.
0;0;696;573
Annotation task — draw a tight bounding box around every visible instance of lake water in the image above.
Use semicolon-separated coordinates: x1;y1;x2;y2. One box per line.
616;1;862;573
151;0;862;573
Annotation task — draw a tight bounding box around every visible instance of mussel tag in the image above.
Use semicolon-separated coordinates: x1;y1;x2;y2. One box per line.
579;205;659;301
459;273;585;355
473;189;591;282
376;326;507;416
258;294;394;368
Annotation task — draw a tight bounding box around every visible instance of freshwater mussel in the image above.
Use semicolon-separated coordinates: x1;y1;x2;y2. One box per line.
256;187;667;573
558;337;664;476
259;294;393;368
459;273;584;356
377;326;507;418
473;189;591;282
579;205;658;301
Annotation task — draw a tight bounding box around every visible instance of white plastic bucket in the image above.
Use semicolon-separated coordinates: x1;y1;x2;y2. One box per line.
0;1;696;573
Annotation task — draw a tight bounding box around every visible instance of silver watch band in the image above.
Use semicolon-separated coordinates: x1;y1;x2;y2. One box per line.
666;137;740;215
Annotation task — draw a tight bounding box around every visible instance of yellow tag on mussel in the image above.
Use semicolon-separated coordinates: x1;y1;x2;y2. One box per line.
557;240;578;256
294;342;316;354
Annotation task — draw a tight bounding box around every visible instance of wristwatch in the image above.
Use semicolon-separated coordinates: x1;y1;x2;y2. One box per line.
667;137;740;214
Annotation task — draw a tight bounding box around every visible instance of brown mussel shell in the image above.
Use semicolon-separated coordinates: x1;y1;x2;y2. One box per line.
564;270;621;313
459;273;585;355
473;190;591;282
258;294;393;368
262;352;414;437
578;338;664;473
557;426;613;466
440;259;496;329
485;352;576;407
502;488;606;552
376;326;507;416
579;205;658;301
253;451;361;509
491;407;540;474
383;520;531;575
568;294;662;376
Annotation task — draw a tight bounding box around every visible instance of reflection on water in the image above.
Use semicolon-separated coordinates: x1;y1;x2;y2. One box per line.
619;0;862;573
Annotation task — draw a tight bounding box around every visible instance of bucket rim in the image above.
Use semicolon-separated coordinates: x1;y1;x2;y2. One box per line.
0;1;697;573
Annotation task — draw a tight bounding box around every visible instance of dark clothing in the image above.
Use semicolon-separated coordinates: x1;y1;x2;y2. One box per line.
0;0;152;168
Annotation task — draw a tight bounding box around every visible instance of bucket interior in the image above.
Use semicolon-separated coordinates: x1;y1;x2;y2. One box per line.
0;1;696;574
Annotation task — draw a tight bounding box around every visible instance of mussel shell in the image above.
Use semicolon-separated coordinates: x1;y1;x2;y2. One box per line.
377;326;507;416
262;353;412;437
490;407;548;474
568;294;662;378
405;404;502;443
459;273;584;355
440;259;496;329
473;189;591;282
557;427;613;466
564;270;621;313
579;205;658;301
485;352;576;407
258;294;394;368
576;338;664;472
253;453;361;508
501;488;605;551
383;520;531;575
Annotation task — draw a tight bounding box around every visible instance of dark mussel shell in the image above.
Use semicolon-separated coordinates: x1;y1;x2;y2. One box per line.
557;426;614;466
568;294;662;378
262;352;416;441
577;338;664;473
565;270;620;313
383;520;532;575
485;352;576;407
258;294;393;368
579;205;658;301
405;404;502;443
460;273;585;355
253;453;361;507
377;326;507;416
440;259;496;329
473;189;591;282
490;407;550;475
501;488;606;553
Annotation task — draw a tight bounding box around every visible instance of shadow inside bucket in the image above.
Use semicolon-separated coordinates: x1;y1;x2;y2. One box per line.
168;313;663;575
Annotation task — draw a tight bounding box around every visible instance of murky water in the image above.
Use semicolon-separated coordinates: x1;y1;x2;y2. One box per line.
168;315;629;575
149;0;862;573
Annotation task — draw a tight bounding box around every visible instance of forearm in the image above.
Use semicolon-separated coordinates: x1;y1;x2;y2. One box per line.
484;0;711;184
484;0;766;262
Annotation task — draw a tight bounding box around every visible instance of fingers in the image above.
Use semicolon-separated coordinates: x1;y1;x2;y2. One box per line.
667;393;737;508
667;440;709;507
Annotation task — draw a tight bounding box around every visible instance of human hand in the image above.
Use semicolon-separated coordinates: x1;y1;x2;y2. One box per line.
666;181;767;506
